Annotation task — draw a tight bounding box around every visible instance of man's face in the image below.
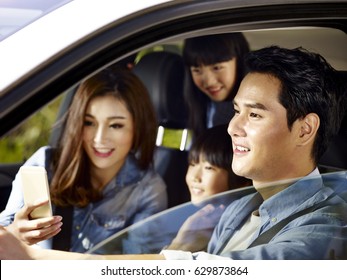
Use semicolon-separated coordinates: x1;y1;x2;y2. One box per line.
228;73;301;186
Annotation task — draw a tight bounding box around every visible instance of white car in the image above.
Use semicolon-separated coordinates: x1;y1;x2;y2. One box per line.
0;0;346;259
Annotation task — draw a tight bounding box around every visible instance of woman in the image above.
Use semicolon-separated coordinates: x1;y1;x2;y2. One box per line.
183;33;250;139
0;67;168;252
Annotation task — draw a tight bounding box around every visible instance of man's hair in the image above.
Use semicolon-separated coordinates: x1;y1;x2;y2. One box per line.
245;46;345;163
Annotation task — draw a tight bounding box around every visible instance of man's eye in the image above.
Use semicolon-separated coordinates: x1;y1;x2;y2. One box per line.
250;112;261;118
234;108;240;114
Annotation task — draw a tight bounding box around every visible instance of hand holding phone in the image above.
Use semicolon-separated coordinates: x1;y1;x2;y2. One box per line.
19;166;53;219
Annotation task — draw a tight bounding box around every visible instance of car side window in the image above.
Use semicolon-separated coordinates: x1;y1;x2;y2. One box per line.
0;94;65;164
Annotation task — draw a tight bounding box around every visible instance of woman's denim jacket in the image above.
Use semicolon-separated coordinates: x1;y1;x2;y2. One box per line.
0;146;168;252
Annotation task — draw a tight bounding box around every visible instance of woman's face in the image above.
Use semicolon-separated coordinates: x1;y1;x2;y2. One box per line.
190;59;237;102
186;155;229;204
82;95;134;176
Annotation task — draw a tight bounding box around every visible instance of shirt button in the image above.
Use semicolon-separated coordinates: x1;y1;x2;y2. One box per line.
271;217;277;223
76;225;80;230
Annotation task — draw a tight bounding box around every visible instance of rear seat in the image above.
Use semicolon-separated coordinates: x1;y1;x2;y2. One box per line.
319;71;347;171
133;51;191;207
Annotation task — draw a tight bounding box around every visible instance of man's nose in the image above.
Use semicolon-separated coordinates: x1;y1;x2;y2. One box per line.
228;114;245;138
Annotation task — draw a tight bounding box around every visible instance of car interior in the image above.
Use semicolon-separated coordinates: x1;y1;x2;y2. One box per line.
0;26;346;224
132;51;191;208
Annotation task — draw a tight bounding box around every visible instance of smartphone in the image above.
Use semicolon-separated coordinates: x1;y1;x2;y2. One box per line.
19;166;53;219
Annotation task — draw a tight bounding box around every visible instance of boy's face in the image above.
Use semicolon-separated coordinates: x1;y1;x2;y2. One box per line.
228;72;302;186
186;156;229;204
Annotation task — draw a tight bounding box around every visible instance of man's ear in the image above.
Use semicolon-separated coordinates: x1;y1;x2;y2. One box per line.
297;113;320;146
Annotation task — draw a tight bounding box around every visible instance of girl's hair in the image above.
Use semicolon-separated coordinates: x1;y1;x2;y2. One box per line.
50;67;157;207
183;33;250;138
188;124;251;190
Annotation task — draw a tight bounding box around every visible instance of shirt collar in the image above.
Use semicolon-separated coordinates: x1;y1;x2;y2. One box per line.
103;153;146;193
259;168;333;222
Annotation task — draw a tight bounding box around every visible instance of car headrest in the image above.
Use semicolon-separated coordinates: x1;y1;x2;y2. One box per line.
319;70;347;170
133;51;188;129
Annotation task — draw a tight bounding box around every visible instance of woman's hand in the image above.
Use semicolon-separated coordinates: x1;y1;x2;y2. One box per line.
6;199;62;245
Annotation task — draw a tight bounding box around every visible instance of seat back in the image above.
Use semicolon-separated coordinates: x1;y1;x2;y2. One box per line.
319;113;347;171
133;51;190;207
319;71;347;171
133;51;188;128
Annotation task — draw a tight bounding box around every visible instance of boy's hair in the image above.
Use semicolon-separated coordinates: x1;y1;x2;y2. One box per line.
189;124;251;189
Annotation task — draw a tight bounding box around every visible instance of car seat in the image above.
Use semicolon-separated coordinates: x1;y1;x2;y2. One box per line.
319;71;347;171
133;51;191;208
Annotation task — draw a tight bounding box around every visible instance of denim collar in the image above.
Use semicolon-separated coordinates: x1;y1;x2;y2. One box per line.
102;153;147;194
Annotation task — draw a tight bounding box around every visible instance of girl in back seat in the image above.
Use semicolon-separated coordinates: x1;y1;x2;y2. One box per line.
183;33;250;140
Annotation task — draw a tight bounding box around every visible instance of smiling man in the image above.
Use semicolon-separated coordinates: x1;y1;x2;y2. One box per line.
162;46;347;260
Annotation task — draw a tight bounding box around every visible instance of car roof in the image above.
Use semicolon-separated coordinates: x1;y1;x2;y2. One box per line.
1;0;347;93
0;0;72;41
0;0;170;92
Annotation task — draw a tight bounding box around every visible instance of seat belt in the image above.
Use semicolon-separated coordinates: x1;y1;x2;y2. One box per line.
247;201;326;248
52;206;73;251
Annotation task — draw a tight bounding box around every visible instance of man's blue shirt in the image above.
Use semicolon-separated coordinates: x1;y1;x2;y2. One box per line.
208;169;347;259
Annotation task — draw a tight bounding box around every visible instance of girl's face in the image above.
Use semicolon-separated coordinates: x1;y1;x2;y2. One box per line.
190;59;237;102
82;95;134;177
186;155;229;204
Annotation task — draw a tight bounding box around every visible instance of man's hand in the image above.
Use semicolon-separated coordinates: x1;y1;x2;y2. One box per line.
0;226;32;259
167;204;225;252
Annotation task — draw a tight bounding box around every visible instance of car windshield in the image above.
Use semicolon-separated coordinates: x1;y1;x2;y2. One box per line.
87;185;256;255
0;0;72;41
87;170;347;256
